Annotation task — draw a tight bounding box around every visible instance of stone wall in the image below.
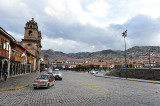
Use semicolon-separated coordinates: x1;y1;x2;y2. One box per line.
106;68;160;80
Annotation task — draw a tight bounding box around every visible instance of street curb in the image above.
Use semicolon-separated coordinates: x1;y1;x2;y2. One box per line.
0;84;30;92
121;79;160;84
93;75;120;79
94;75;160;84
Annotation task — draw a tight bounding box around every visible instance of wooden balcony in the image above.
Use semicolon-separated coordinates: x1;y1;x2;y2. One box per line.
10;56;25;63
0;49;9;58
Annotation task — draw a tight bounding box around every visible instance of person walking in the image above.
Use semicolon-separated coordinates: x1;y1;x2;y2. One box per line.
4;71;8;81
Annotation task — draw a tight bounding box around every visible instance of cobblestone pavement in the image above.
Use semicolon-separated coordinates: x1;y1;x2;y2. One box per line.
0;71;160;106
0;71;41;89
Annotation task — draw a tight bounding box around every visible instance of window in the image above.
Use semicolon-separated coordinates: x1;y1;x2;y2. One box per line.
4;40;6;49
16;50;17;56
12;50;15;56
0;38;3;49
29;31;32;36
28;44;32;46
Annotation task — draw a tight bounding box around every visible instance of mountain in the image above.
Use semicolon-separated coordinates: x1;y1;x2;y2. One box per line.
41;46;160;62
126;46;160;59
41;49;68;62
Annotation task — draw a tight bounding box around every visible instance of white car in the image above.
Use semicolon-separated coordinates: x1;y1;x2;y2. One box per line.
52;71;62;80
90;70;98;74
48;68;53;74
55;69;59;71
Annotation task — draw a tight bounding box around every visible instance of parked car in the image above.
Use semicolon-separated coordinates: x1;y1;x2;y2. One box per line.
90;70;98;74
48;68;53;74
33;74;55;89
55;69;59;71
52;71;62;80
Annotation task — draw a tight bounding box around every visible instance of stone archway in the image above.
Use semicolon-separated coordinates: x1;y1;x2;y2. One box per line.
3;60;8;76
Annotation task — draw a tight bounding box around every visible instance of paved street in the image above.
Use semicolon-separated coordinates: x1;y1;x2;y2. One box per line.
0;71;160;106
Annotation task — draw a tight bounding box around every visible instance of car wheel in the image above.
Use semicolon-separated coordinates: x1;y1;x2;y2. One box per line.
47;83;49;89
34;87;37;89
61;78;62;80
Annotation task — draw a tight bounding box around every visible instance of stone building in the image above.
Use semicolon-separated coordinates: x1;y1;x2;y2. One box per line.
40;53;49;71
21;18;42;71
44;53;49;68
0;27;16;79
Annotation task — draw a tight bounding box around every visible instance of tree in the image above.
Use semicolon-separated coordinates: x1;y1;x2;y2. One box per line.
129;64;134;68
89;64;95;70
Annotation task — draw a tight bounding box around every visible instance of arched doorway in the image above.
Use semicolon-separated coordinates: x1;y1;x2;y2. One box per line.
3;60;8;77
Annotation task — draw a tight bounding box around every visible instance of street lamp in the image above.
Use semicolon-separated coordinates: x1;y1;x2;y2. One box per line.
122;30;127;79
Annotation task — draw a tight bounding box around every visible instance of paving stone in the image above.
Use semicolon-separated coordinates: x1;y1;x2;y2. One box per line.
0;71;160;106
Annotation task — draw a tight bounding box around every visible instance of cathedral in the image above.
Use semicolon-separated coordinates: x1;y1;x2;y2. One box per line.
21;18;42;71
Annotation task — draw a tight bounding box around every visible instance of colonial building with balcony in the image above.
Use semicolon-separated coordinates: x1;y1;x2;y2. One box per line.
9;42;35;77
0;18;42;80
0;27;16;79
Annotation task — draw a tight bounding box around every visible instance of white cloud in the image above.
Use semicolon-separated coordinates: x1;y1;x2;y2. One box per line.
120;1;125;4
43;0;111;27
0;0;29;17
7;31;23;41
87;0;110;18
123;0;160;19
44;0;65;17
42;36;100;53
1;0;160;53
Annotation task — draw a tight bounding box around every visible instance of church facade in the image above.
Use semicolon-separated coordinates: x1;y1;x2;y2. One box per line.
21;18;42;71
0;18;42;80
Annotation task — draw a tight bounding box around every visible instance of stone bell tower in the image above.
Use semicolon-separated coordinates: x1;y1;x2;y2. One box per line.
21;18;42;71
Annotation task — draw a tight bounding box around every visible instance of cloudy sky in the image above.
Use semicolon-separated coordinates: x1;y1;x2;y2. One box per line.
1;0;160;53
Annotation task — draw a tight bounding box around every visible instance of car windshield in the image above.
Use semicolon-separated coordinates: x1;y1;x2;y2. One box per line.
38;75;49;79
53;71;60;74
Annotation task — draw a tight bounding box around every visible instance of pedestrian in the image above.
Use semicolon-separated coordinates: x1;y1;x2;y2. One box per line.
4;71;8;81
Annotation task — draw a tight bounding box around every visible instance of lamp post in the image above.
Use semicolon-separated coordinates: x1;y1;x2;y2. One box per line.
122;30;127;79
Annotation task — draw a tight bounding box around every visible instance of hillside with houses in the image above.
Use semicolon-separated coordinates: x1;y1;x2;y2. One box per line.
41;46;160;62
41;46;160;69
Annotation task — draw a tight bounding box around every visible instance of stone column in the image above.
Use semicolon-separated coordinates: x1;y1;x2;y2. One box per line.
8;59;10;78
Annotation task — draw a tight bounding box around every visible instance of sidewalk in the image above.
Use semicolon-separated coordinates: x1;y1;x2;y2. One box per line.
0;71;41;91
93;72;160;84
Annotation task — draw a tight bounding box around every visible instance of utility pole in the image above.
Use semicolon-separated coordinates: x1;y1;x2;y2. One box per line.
122;30;127;79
